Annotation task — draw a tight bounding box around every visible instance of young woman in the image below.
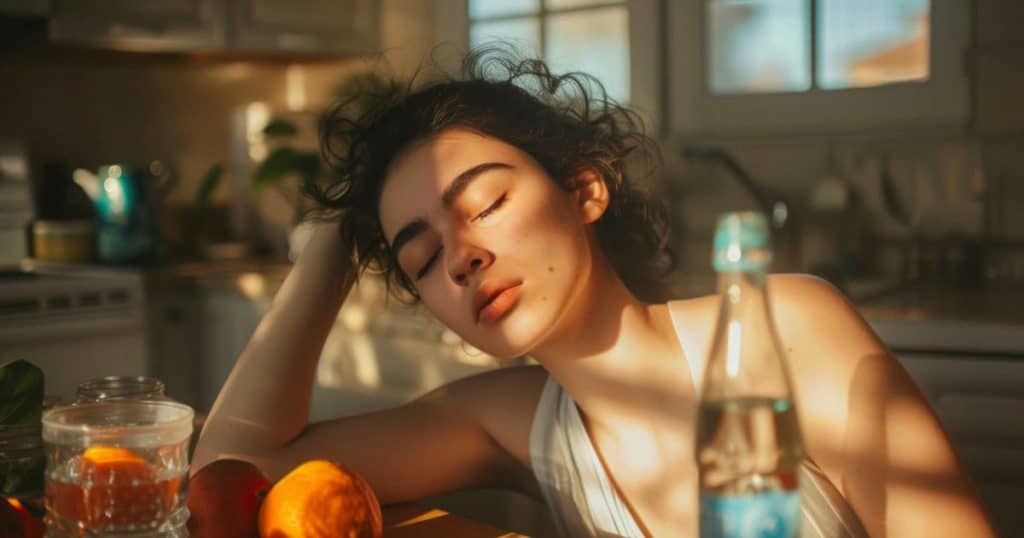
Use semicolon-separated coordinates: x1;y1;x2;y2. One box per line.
193;53;994;537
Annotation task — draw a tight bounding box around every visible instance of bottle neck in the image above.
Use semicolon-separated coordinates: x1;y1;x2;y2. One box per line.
716;269;769;313
704;268;794;401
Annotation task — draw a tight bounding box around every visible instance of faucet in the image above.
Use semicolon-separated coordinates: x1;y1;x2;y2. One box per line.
681;145;799;271
680;145;789;229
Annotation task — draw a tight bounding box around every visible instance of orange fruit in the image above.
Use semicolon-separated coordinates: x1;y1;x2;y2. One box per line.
258;460;382;538
188;459;272;538
46;446;180;530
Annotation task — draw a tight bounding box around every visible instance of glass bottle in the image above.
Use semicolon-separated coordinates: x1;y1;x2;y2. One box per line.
696;212;804;538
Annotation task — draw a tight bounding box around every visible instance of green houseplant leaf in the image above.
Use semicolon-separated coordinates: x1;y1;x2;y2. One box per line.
262;118;299;138
252;147;299;196
194;163;223;217
0;359;44;427
0;359;45;498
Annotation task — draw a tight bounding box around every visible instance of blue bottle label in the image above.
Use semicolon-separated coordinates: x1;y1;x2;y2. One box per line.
700;490;800;538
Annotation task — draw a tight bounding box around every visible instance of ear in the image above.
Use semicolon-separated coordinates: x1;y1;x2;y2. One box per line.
571;168;611;225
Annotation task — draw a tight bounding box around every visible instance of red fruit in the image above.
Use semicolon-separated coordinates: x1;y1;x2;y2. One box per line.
188;459;272;538
0;498;25;538
1;497;44;538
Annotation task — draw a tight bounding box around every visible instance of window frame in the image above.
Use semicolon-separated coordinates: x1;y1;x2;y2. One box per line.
667;0;971;135
438;0;663;134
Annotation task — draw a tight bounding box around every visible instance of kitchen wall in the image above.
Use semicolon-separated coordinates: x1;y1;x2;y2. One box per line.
0;0;435;207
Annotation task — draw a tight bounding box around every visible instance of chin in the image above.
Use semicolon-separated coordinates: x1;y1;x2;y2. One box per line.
470;295;564;359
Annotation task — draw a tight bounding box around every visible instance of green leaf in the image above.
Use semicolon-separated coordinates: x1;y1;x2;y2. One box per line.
262;118;298;138
0;359;44;427
194;163;223;215
294;151;323;187
252;147;299;195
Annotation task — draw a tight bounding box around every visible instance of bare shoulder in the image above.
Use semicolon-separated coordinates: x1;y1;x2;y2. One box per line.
666;274;869;354
417;364;548;467
766;274;884;364
663;274;869;389
767;272;852;311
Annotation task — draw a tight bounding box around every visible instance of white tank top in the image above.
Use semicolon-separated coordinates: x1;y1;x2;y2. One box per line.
528;302;869;537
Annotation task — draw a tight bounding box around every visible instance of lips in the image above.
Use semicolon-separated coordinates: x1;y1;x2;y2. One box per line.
473;281;523;325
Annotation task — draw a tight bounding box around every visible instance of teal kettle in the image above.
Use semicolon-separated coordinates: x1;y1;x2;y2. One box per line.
72;161;176;263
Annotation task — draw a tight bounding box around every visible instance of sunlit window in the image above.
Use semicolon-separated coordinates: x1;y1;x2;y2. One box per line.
468;0;631;103
707;0;930;94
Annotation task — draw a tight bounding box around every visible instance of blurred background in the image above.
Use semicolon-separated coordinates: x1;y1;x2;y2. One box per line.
0;1;1021;535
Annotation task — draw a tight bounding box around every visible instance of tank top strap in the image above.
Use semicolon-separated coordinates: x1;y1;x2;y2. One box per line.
666;300;705;397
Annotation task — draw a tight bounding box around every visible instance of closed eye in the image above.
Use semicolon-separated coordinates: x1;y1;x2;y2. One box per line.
415;246;442;281
474;193;507;221
414;194;505;281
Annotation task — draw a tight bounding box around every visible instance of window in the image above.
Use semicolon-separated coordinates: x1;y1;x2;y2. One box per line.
668;0;969;133
708;0;930;94
467;0;632;103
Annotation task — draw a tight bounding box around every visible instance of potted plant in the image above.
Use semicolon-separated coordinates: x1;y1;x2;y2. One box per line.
193;70;392;261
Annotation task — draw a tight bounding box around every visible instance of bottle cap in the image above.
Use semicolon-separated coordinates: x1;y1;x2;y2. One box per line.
712;212;772;272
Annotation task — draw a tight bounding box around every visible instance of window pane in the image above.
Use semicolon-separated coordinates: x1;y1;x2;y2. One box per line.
468;0;539;20
707;0;811;94
547;0;624;9
469;17;542;57
545;6;631;103
817;0;930;89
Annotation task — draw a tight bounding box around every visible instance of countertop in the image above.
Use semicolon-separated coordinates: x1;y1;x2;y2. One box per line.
141;257;291;298
141;258;1023;354
854;286;1024;355
383;504;522;537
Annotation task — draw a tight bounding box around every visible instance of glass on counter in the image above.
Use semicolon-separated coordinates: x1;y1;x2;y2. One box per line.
42;400;193;537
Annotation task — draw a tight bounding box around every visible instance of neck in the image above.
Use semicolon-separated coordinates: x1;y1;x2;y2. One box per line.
529;261;687;429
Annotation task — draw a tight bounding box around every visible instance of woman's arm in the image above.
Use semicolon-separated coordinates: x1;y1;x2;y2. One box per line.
191;224;528;502
192;222;356;470
772;275;997;537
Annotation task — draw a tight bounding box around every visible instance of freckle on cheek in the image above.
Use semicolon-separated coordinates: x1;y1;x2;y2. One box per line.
548;266;554;272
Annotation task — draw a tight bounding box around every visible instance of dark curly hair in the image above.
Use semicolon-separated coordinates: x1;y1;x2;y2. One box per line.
309;48;676;303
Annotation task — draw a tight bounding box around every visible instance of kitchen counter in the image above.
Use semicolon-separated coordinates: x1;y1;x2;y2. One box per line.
143;257;291;298
383;504;523;537
144;259;1022;355
853;285;1024;355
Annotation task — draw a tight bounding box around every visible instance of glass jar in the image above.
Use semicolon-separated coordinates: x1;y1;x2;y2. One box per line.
0;422;45;500
1;396;59;514
75;376;206;459
42;400;193;537
75;376;168;403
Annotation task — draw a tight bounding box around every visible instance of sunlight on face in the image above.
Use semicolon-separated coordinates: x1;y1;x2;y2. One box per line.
378;128;596;358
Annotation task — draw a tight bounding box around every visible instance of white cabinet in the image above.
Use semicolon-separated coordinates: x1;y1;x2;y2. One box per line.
48;0;379;56
50;0;227;52
228;0;378;56
894;352;1024;536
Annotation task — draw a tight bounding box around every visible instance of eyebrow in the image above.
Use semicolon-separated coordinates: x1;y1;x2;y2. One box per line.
389;161;513;258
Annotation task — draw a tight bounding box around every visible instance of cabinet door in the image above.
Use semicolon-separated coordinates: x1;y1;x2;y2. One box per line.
146;288;204;408
50;0;226;51
895;353;1024;537
229;0;378;55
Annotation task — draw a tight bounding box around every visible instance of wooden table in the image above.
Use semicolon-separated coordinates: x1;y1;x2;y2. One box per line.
382;504;525;537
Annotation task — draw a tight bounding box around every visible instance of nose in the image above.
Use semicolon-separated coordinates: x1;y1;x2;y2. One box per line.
446;236;494;286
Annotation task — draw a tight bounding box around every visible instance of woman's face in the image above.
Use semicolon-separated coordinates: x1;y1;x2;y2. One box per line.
378;127;603;359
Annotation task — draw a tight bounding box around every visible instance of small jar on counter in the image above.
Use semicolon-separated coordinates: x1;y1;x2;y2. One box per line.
75;376;205;459
74;376;168;403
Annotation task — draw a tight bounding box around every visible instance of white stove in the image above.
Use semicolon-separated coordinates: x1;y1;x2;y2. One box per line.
0;142;149;403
